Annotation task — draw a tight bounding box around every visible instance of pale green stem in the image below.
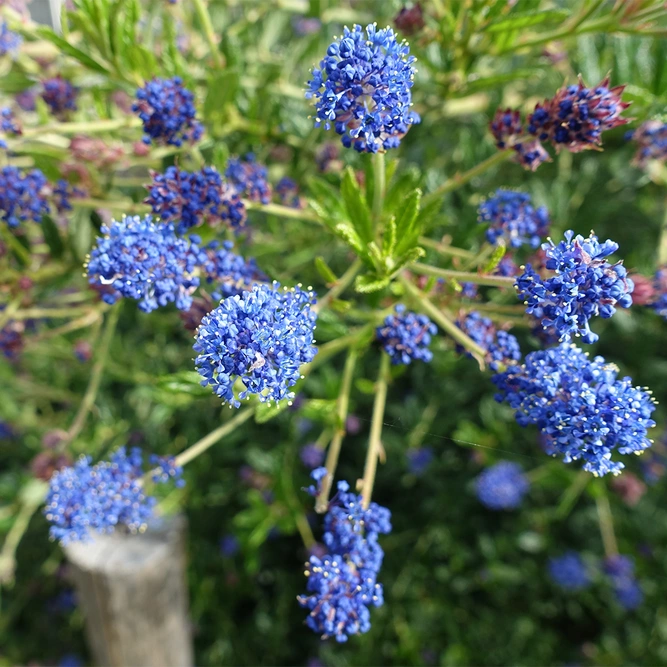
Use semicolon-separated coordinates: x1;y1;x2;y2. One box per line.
174;408;254;467
361;353;391;509
63;304;120;446
555;471;589;519
30;309;103;343
372;152;386;224
314;258;363;314
316;349;358;513
245;201;322;224
400;274;487;367
422;150;514;207
410;262;516;287
12;306;97;320
192;0;224;68
0;298;21;330
419;236;476;260
658;195;667;266
21;117;141;137
596;488;619;557
305;325;375;373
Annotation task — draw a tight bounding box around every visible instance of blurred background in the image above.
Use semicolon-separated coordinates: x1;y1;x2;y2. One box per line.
1;1;667;665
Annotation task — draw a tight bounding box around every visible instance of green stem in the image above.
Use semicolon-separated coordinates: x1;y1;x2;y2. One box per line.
361;353;391;509
305;325;374;373
419;236;476;260
658;195;667;265
244;201;322;224
372;152;386;224
316;349;358;513
72;197;150;214
21;117;141;137
192;0;224;68
411;262;516;287
422;150;514;207
63;304;120;446
555;471;589;519
0;298;21;330
314;258;363;313
596;487;618;557
0;227;31;265
30;309;103;343
174;408;254;467
12;306;97;320
400;274;487;367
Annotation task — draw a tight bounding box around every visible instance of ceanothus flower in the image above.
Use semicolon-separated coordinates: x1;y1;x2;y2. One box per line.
41;77;78;117
53;179;86;213
475;461;529;510
455;311;521;371
478;190;550;249
0;165;49;227
548;552;591;591
516;230;634;344
604;555;643;610
628;119;667;168
528;76;630;153
145;166;247;234
201;240;267;301
650;265;667;320
194;282;318;407
489;108;523;150
0;21;21;56
376;305;436;364
44;447;183;545
0;107;21;148
86;215;206;313
299;469;392;642
225;155;271;204
492;343;656;476
149;455;185;488
133;77;203;147
306;23;420;153
275;176;304;209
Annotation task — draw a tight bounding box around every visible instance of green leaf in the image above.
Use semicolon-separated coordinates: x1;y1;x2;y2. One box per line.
383;215;397;258
394;188;422;256
300;399;337;422
255;401;290;424
156;371;211;396
391;246;426;276
41;215;65;259
341;167;373;243
484;9;569;33
355;378;376;395
314;256;338;284
204;70;240;121
333;223;365;257
355;273;391;293
35;27;110;74
306;177;345;227
482;244;506;274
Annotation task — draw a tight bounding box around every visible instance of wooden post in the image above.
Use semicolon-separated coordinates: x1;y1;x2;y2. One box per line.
65;514;193;667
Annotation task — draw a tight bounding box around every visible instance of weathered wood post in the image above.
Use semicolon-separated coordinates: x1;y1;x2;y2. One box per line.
65;514;193;667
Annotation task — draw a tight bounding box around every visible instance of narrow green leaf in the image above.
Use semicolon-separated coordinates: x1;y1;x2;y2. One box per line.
354;273;391;293
341;167;373;243
314;256;338;284
482;244;507;274
41;215;65;259
383;215;397;258
333;223;365;256
394;188;422;256
35;27;110;75
484;9;569;33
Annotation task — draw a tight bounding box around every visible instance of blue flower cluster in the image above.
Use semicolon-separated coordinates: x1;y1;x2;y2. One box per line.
44;447;183;545
53;179;85;213
86;215;206;312
275;176;303;209
516;230;634;344
650;266;667;320
0;107;21;147
492;343;656;476
0;21;21;56
201;240;266;301
0;165;49;227
145;166;247;234
455;311;521;371
41;77;78;116
194;282;318;407
548;552;591;591
529;76;630;153
604;555;643;610
225;155;272;204
376;305;436;365
406;447;433;476
628;119;667;168
149;455;185;488
489;108;522;150
299;469;392;641
133;77;203;147
478;190;550;249
306;23;420;153
300;443;326;469
475;461;529;510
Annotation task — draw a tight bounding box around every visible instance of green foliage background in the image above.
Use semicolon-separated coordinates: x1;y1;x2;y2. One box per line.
1;1;667;665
